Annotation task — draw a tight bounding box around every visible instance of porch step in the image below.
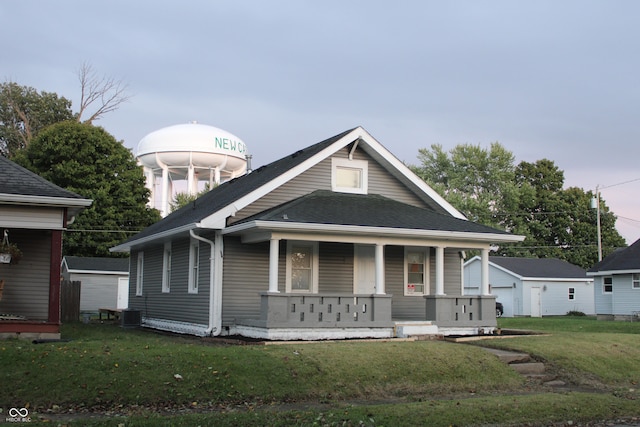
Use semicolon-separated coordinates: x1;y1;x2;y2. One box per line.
510;362;546;375
394;321;438;338
482;347;530;364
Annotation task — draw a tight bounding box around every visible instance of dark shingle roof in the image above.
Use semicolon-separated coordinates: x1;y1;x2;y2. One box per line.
489;256;588;279
0;155;86;200
63;256;129;273
117;128;355;245
236;190;511;235
588;239;640;273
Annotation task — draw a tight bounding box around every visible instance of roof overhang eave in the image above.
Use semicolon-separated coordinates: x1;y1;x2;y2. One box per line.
223;220;525;243
110;223;200;253
587;268;640;276
0;193;93;208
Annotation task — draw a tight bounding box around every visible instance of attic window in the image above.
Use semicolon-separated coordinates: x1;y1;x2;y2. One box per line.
331;158;368;194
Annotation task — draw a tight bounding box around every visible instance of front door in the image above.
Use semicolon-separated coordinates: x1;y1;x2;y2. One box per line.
354;245;376;294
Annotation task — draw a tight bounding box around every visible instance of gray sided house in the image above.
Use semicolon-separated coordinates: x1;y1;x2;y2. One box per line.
0;156;91;339
588;238;640;321
464;256;594;317
61;256;130;312
111;127;524;340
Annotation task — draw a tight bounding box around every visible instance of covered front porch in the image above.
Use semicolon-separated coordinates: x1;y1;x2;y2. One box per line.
232;291;498;340
224;225;500;340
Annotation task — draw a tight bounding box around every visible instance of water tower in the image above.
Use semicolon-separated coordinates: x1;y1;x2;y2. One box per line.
136;122;248;217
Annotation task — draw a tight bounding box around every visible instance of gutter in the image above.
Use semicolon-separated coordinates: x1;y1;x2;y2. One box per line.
190;229;222;336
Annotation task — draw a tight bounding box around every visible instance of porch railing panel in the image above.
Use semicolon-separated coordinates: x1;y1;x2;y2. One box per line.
424;295;497;327
259;293;393;328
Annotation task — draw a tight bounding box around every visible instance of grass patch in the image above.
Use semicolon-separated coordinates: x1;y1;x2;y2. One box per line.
1;323;522;413
492;316;640;388
2;317;640;426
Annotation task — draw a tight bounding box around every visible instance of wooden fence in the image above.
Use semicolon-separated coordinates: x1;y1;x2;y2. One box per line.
60;280;81;323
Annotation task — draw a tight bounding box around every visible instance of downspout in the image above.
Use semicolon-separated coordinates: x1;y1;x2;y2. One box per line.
190;229;222;336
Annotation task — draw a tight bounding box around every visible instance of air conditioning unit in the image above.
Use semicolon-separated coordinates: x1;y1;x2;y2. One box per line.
121;309;141;328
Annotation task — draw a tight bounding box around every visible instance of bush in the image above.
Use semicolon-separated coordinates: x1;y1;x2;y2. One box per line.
566;310;586;316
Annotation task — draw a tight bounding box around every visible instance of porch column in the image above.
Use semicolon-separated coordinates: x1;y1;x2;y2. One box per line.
481;248;490;295
48;229;63;324
269;238;280;293
375;243;385;294
435;246;445;295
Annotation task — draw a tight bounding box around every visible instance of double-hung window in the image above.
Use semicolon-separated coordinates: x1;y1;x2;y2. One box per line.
135;251;144;296
162;242;172;293
286;241;318;293
568;287;575;300
603;276;613;294
405;248;429;296
188;239;200;294
633;273;640;289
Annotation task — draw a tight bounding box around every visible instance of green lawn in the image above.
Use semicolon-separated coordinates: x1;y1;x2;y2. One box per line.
1;317;639;426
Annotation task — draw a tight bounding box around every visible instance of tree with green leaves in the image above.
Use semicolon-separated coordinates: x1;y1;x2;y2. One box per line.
14;121;161;257
498;159;625;268
411;142;528;231
0;82;74;157
412;145;625;269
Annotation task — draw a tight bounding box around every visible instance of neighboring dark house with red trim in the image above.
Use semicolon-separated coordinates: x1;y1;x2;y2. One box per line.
0;156;91;339
112;127;524;340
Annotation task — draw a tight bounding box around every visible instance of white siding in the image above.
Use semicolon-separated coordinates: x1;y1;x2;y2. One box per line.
0;205;64;229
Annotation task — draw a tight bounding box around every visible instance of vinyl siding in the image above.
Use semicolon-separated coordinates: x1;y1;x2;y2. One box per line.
221;237;271;325
318;242;353;292
612;274;640;315
69;272;124;312
0;229;51;320
0;205;64;229
231;146;431;224
593;276;613;314
129;234;211;325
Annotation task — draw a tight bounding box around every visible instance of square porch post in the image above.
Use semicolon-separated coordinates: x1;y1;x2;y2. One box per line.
481;248;490;295
435;246;445;295
375;243;385;294
269;238;280;293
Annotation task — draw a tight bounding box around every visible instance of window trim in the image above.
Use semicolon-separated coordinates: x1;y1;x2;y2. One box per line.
633;273;640;290
285;241;319;293
188;239;200;294
135;251;144;296
404;247;430;296
568;287;575;300
331;157;368;194
162;242;172;293
603;276;613;294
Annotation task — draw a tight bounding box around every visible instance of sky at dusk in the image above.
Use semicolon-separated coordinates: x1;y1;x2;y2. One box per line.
3;1;640;245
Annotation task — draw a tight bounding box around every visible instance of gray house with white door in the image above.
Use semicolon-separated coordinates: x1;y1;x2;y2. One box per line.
464;256;594;317
112;127;523;340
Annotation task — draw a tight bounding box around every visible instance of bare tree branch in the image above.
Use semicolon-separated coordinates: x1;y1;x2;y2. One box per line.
77;62;131;124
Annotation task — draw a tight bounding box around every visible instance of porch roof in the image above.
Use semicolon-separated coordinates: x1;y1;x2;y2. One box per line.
225;190;523;244
0;156;92;219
